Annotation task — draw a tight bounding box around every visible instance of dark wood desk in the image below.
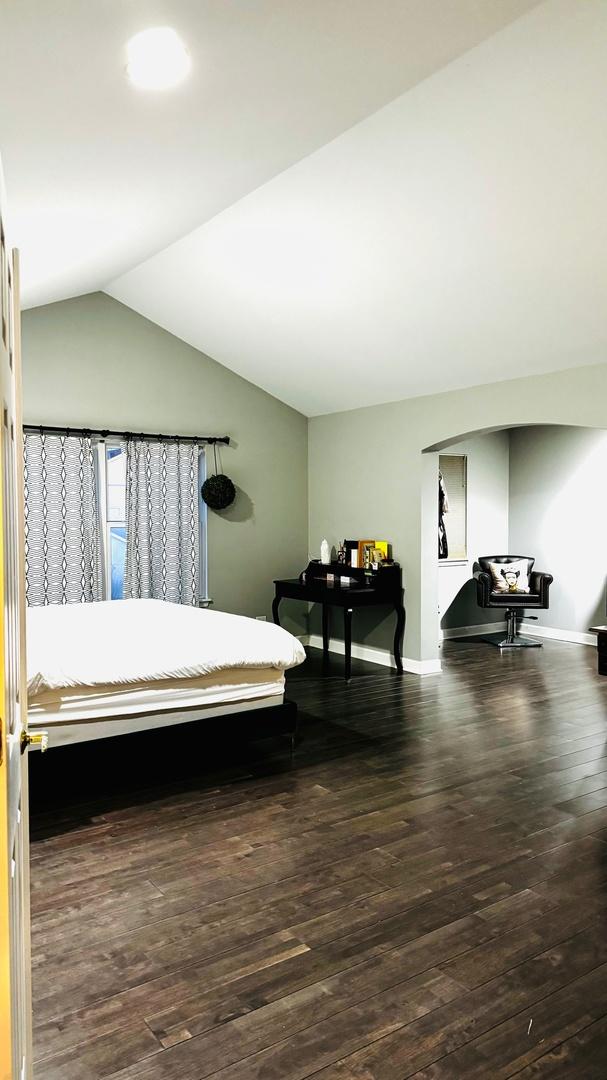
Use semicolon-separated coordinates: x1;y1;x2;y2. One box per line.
273;561;405;681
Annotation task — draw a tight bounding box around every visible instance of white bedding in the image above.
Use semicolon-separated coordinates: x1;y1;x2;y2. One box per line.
28;670;286;724
27;599;306;698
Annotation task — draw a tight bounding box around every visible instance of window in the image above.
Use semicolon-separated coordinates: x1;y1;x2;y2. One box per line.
97;441;207;601
102;443;127;599
439;454;467;561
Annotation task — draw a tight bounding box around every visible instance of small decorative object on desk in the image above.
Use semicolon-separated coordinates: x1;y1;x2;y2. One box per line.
320;538;331;565
337;541;346;564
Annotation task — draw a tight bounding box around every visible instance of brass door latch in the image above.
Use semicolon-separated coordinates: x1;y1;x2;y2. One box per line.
21;730;49;753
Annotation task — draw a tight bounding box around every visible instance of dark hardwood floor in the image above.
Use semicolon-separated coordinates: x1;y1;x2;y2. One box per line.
28;639;607;1079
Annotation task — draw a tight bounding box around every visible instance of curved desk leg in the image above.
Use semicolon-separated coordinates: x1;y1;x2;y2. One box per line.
393;603;405;674
344;607;353;682
272;595;281;626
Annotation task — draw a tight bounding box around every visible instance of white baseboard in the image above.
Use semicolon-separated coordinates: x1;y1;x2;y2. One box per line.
441;621;506;640
300;634;442;676
300;621;596;674
519;622;597;647
440;621;596;647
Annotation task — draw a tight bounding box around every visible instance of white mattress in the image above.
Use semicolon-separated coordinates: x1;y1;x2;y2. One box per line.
27;598;305;696
26;599;305;731
28;667;285;725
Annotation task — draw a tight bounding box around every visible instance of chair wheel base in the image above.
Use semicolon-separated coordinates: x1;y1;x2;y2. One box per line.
482;633;542;649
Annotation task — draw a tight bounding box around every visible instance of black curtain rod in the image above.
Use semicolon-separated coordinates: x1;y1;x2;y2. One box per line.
23;424;230;446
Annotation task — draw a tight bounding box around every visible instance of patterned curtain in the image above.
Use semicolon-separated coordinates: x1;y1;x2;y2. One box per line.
123;440;200;605
23;432;103;605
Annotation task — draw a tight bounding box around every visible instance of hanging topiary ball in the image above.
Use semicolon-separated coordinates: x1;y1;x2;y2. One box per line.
201;473;236;511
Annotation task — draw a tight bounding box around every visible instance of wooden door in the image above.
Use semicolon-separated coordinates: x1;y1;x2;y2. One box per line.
0;165;32;1079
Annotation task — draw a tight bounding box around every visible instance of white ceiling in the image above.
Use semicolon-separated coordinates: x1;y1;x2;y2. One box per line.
107;0;607;415
0;0;537;310
4;1;604;419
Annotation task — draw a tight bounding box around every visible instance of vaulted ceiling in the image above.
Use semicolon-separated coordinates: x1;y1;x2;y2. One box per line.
3;1;606;416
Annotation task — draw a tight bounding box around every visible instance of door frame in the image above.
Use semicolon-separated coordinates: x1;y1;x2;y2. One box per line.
0;172;33;1080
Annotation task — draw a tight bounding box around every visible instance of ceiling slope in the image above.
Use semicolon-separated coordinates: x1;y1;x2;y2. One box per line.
108;0;607;415
0;0;538;309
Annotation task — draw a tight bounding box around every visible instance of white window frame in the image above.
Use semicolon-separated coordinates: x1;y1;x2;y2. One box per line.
96;439;127;600
96;440;108;598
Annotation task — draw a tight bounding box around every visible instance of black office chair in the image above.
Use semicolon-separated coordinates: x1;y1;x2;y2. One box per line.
473;555;553;648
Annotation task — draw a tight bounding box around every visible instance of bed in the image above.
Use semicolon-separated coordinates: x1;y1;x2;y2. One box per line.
26;599;306;749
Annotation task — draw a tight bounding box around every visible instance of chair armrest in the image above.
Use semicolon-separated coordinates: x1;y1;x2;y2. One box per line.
529;571;553;606
473;568;493;607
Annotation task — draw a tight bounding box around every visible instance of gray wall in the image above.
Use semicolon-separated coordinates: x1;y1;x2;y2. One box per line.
310;428;510;648
21;292;607;661
21;292;308;634
309;362;607;663
509;425;607;635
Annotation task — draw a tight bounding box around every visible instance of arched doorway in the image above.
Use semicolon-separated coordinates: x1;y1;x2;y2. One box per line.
420;422;607;668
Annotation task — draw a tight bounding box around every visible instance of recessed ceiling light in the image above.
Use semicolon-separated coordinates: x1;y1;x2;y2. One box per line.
126;27;191;91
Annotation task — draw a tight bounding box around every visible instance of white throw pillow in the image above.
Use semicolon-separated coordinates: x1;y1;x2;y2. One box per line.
487;559;530;594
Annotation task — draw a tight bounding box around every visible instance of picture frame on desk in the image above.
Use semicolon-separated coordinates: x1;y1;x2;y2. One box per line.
358;540;375;570
344;540;359;567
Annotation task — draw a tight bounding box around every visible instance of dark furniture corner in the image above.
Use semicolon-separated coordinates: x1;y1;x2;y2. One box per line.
589;626;607;676
474;554;553;648
273;560;405;681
